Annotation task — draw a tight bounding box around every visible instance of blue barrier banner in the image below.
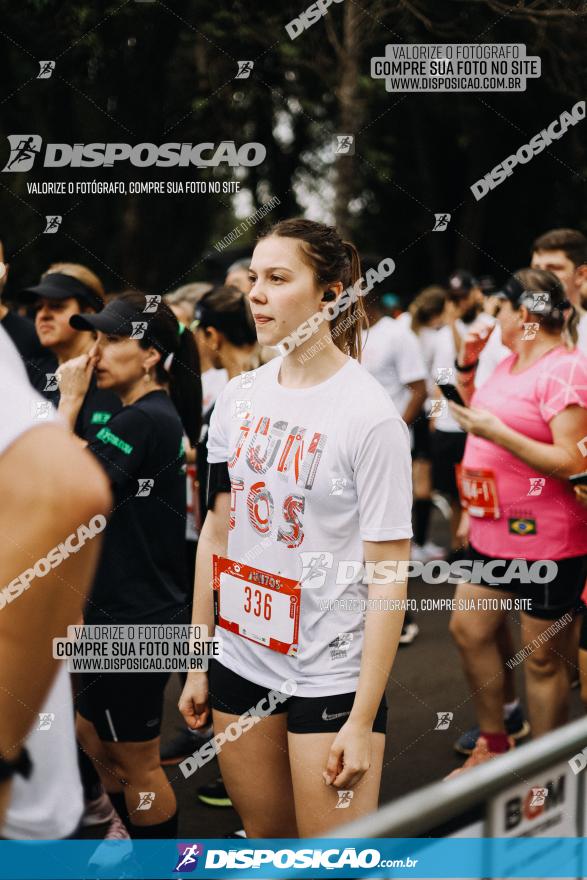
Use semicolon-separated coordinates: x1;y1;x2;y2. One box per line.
0;837;584;879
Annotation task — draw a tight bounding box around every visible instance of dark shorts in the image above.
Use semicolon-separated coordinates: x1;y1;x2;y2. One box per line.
208;661;387;735
579;608;587;651
412;413;431;460
468;544;587;620
431;430;466;498
76;672;171;742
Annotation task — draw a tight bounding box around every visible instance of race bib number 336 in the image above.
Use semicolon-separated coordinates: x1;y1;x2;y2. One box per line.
212;555;301;655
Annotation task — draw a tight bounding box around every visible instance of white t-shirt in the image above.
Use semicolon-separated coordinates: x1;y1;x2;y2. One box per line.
207;356;413;697
0;327;84;840
430;324;465;433
360;316;427;415
474;322;510;389
202;368;228;413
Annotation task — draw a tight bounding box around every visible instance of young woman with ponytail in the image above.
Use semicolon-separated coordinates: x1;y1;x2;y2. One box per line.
57;291;202;840
179;219;413;836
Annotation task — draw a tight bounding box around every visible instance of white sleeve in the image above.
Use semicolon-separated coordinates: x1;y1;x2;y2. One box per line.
396;329;427;386
0;327;57;456
206;386;231;464
355;417;413;542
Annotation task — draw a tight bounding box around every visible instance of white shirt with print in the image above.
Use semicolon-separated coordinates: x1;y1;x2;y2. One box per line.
207;356;413;697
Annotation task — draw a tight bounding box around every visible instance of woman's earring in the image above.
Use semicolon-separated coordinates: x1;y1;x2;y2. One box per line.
144;365;151;383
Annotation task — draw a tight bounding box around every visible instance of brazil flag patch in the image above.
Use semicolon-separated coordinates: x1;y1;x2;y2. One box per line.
508;518;537;536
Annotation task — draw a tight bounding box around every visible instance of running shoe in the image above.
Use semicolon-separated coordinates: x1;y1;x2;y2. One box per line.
224;830;247;838
411;541;446;563
197;775;232;807
446;735;515;779
399;622;419;645
81;792;116;827
453;705;531;755
160;724;213;765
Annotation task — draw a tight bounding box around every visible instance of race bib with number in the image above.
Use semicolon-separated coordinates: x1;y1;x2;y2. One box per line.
212;555;301;656
456;464;500;519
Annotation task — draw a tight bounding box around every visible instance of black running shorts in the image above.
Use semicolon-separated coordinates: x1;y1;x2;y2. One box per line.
208;660;387;734
467;544;587;621
76;672;171;742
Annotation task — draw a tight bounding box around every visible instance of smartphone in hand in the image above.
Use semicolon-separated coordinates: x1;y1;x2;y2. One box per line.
439;383;467;408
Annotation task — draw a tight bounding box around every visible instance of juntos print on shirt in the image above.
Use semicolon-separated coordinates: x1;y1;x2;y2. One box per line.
228;416;327;549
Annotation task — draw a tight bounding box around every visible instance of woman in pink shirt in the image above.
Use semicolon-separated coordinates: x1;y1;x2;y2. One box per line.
448;268;587;771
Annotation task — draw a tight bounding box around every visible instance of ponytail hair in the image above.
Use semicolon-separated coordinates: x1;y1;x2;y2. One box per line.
115;291;202;445
260;218;367;360
513;268;578;350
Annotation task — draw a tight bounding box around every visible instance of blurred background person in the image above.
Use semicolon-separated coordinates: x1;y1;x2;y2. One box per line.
225;258;252;294
531;228;587;353
406;286;448;563
16;263;121;443
361;288;427;645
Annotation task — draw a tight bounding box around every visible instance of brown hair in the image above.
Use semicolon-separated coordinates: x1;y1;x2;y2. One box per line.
43;262;105;308
410;286;447;334
532;228;587;269
514;267;578;348
260;218;366;360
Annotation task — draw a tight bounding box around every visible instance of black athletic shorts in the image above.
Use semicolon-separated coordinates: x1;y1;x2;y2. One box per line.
412;413;431;460
208;661;387;735
468;544;587;621
431;430;466;499
76;671;171;742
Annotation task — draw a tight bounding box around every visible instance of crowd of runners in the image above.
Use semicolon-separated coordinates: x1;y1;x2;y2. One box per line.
1;220;587;842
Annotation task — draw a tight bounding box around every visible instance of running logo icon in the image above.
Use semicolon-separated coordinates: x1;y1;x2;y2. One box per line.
435;711;453;730
2;135;42;172
522;322;539;340
37;61;55;79
299;551;333;589
433;213;451;231
44;215;62;234
44;373;59;392
336;790;354;809
32;400;52;420
236;61;254;79
38;713;55;731
130;321;148;339
329;477;347;496
174;843;204;873
335;135;355;155
435;366;455;385
529;787;548;807
137;791;155;810
428;399;447;419
528;477;545;496
529;292;549;312
136;478;154;497
143;294;161;313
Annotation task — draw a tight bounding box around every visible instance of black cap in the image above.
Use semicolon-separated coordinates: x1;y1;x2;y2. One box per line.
70;298;151;339
21;272;104;311
494;274;570;315
448;270;479;296
478;275;497;296
494;275;526;306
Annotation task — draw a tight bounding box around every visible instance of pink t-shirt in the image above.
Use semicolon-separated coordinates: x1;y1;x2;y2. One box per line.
462;346;587;559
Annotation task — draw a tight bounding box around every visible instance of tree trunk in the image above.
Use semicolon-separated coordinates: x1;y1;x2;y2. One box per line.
333;2;363;235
